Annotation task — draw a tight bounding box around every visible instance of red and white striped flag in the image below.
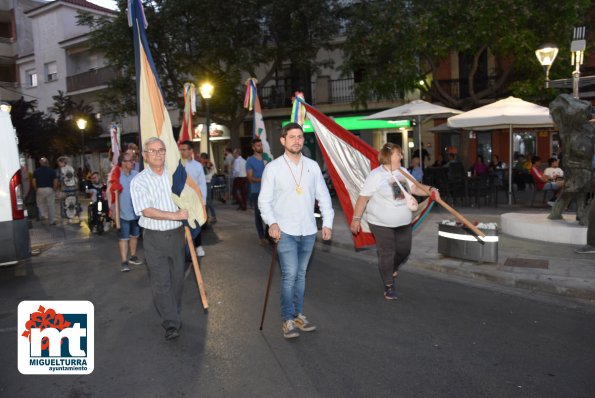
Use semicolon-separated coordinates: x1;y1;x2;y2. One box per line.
301;100;379;248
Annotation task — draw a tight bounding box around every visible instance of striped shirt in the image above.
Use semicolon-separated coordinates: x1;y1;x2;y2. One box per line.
130;166;182;231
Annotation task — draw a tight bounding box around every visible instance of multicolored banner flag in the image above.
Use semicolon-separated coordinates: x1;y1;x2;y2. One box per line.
110;123;121;167
290;91;306;126
296;97;435;249
244;78;273;162
178;82;196;144
128;0;205;228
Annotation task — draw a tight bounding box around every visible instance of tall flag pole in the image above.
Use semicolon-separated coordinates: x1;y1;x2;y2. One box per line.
128;0;206;229
244;78;273;162
178;82;196;144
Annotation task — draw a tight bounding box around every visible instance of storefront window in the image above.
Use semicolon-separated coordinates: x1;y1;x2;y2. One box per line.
477;132;492;164
513;132;536;160
439;133;461;164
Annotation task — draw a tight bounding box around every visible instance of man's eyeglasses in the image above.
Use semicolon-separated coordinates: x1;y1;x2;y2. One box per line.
122;159;134;163
145;148;166;155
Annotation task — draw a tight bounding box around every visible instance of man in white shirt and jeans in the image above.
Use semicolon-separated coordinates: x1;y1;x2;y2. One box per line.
259;122;334;339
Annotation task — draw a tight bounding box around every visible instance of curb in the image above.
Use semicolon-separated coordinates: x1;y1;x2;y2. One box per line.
316;234;595;303
409;258;595;302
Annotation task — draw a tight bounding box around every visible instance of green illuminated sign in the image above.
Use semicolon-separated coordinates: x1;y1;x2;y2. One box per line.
282;116;411;133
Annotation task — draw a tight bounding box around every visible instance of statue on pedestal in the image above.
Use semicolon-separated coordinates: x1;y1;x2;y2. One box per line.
548;94;594;234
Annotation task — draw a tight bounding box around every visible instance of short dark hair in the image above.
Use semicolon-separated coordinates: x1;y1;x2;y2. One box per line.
180;140;193;150
532;155;541;164
281;122;303;138
200;152;209;159
118;153;132;166
548;157;557;166
251;138;262;145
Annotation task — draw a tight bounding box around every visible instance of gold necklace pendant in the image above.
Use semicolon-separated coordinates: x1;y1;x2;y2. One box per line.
296;185;303;195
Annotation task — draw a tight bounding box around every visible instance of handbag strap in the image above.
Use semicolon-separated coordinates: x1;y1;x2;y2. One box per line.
384;166;410;195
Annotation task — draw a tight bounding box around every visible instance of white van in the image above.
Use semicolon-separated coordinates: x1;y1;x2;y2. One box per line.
0;108;30;265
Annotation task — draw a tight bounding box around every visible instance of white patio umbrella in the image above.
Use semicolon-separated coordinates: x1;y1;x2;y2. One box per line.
447;96;554;205
362;100;462;168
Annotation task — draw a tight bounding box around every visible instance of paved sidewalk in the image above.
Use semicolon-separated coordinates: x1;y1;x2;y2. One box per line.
328;204;595;303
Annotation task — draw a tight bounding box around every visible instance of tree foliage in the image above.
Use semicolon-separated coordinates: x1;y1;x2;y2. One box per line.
10;92;99;161
79;0;341;135
342;0;593;109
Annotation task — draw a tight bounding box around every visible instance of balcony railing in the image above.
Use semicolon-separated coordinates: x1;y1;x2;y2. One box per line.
436;77;499;99
259;76;510;109
66;66;118;93
260;77;396;109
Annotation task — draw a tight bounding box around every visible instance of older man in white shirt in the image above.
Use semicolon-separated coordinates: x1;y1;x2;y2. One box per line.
258;122;334;339
131;137;188;341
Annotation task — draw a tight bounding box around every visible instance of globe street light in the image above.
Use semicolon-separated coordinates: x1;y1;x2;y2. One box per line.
76;118;87;170
535;44;558;88
199;82;214;157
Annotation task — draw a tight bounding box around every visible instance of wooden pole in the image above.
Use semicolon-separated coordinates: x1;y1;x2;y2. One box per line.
114;190;120;230
259;243;277;330
400;170;486;238
184;226;209;311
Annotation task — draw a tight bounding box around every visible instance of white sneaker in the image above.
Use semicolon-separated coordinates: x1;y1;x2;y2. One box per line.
196;246;205;257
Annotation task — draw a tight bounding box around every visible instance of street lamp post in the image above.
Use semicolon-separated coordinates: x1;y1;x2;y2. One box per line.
535;44;559;88
570;26;586;99
76;118;87;170
535;26;586;98
199;82;214;157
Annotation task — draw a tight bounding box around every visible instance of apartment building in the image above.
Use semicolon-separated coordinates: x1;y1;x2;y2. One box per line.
0;0;42;103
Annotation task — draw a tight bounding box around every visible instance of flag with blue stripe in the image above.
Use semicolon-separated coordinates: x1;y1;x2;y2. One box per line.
129;0;206;229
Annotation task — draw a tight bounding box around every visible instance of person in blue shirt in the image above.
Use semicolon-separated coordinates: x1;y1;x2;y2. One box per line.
408;156;423;182
179;141;207;257
246;138;269;245
116;153;141;271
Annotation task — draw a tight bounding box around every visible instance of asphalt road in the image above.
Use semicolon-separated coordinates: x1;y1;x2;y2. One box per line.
1;211;595;398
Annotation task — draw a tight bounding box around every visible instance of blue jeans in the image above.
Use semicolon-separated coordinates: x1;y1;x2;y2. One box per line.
277;232;316;321
205;182;216;217
118;218;140;240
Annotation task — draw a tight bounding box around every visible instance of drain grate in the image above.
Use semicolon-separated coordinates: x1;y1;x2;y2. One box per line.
504;258;549;269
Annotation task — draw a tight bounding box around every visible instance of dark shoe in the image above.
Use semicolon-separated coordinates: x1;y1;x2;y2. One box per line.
165;327;180;340
121;261;130;272
129;255;143;265
384;285;397;300
575;245;595;254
